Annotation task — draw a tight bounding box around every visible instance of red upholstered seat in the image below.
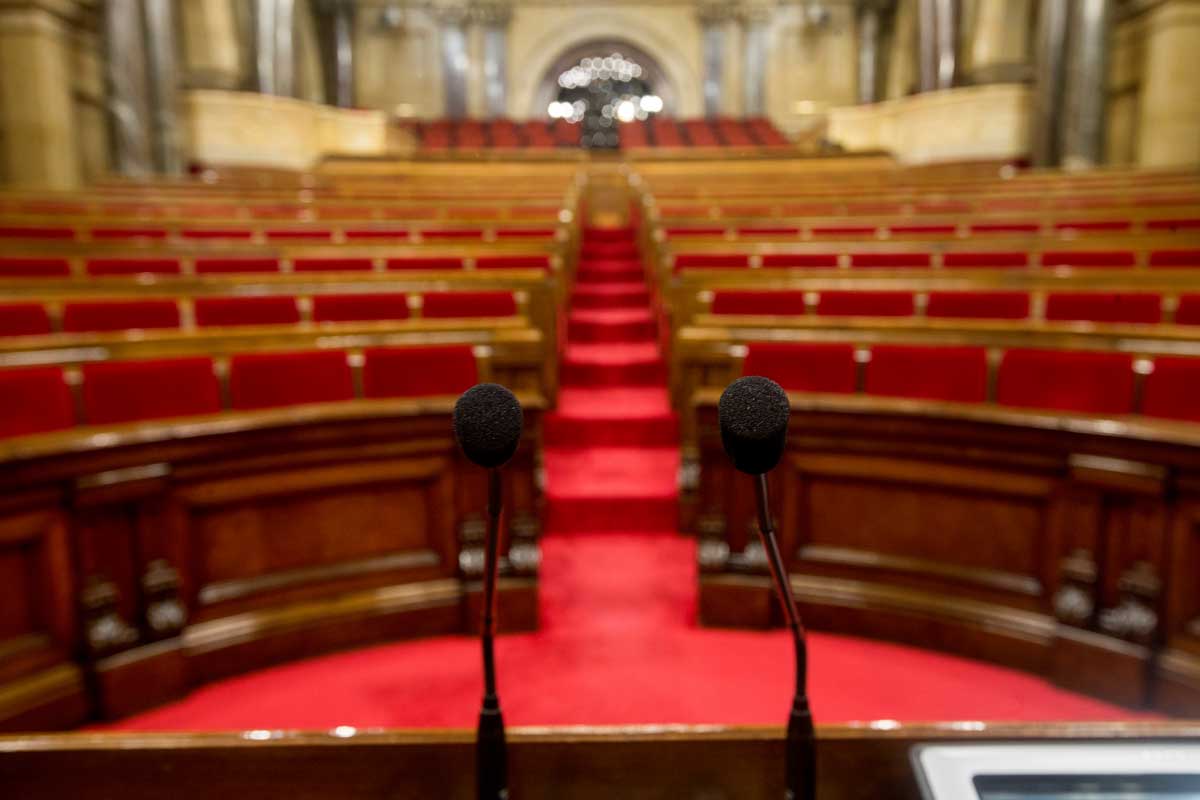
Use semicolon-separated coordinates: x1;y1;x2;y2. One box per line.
0;257;70;277
1044;293;1163;324
362;345;478;398
229;350;354;410
851;253;932;268
343;228;410;240
1142;357;1200;422
926;291;1030;320
711;290;807;316
86;258;180;276
194;257;280;274
495;229;555;239
1041;251;1136;268
816;291;914;317
194;296;301;327
890;224;956;235
422;291;517;318
386;257;463;271
741;342;858;394
1175;294;1200;325
943;252;1028;268
265;229;332;241
969;222;1040;234
1146;219;1200;232
812;225;875;236
311;293;410;323
0;226;74;240
753;255;838;272
90;227;167;240
866;345;989;403
997;348;1135;415
476;255;551;270
673;254;749;271
0;366;75;438
1054;220;1132;233
0;303;52;336
423;229;483;240
293;258;373;273
81;357;220;424
180;229;253;240
1149;249;1200;268
63;300;181;332
738;226;800;236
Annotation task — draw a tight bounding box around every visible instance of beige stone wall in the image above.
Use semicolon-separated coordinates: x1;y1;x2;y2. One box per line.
68;15;108;182
179;0;242;89
355;7;443;119
1136;0;1200;167
765;3;858;136
886;0;917;99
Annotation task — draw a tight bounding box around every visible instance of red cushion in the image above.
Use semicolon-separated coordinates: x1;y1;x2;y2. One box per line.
362;345;478;398
1044;293;1162;324
970;222;1040;234
817;291;914;317
229;350;354;410
1142;357;1200;422
265;229;332;241
86;258;180;276
812;226;875;236
293;258;373;272
711;291;807;316
90;227;167;240
943;252;1028;268
475;255;551;270
1175;294;1200;325
386;257;463;271
890;224;956;235
1054;220;1131;233
997;349;1134;414
180;229;253;240
1042;250;1135;268
422;291;517;318
63;300;181;332
851;253;932;268
926;292;1030;320
674;254;749;271
866;345;989;403
495;229;555;239
195;257;280;274
423;229;483;240
760;254;839;269
742;342;857;393
1146;219;1200;232
82;357;220;424
0;226;74;240
0;366;75;438
194;296;301;327
311;293;410;323
738;226;800;236
0;303;52;336
0;257;70;277
344;228;410;240
1149;249;1200;268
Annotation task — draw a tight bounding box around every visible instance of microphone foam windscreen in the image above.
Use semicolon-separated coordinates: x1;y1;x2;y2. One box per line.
718;376;791;475
453;383;524;468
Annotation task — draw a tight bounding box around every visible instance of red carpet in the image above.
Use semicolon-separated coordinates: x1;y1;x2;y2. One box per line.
107;224;1153;732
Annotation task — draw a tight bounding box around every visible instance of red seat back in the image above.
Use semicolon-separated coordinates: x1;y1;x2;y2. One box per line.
422;291;517;318
817;291;914;317
86;258;180;277
386;257;463;271
62;300;180;333
1044;293;1162;324
926;291;1030;320
851;253;931;269
742;342;857;393
0;257;70;278
0;366;75;438
293;258;373;273
711;290;807;316
229;350;354;410
1142;357;1200;422
475;255;551;270
362;345;478;398
311;293;411;323
1041;250;1135;268
0;303;52;336
866;345;988;403
943;252;1028;269
1175;294;1200;325
82;357;220;424
760;253;839;269
997;349;1134;414
674;254;749;271
1149;249;1200;268
195;257;280;274
194;296;301;327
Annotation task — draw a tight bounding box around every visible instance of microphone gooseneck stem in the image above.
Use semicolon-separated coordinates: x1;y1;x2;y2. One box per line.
754;472;816;800
478;467;507;800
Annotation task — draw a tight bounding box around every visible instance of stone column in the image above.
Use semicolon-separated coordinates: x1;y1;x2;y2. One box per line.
179;0;241;90
436;4;469;119
143;0;183;175
253;0;296;97
967;0;1031;84
740;4;771;117
314;0;356;107
0;0;83;187
104;0;155;176
1030;0;1069;166
857;1;883;104
477;3;510;119
1136;0;1200;167
933;0;958;89
1061;0;1114;169
696;3;728;118
916;0;938;91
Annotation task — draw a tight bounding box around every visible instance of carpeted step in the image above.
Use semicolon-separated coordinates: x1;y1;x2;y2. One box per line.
544;446;679;532
567;308;657;343
575;265;644;284
545;388;679;447
582;242;639;260
571;283;651;310
561;343;666;386
582;226;635;241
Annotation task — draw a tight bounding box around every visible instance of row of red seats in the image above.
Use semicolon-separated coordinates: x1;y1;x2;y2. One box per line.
1;203;563;221
0;345;481;440
674;248;1200;271
0;291;518;337
743;342;1198;421
0;254;551;278
622;117;790;149
711;290;1200;325
417;119;579;149
0;225;557;243
662;218;1200;237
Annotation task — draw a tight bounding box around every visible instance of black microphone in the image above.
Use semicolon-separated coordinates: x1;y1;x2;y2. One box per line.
718;376;816;800
454;382;523;800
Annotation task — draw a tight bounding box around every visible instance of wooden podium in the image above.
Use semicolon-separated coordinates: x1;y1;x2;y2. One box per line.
1;722;1197;799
